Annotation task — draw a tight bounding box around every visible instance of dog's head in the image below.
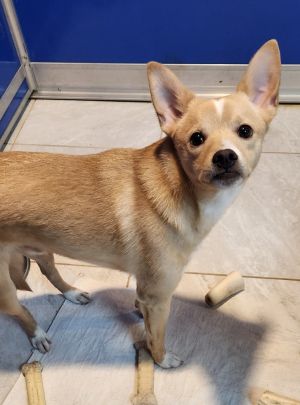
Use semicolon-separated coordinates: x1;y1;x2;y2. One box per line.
147;40;281;190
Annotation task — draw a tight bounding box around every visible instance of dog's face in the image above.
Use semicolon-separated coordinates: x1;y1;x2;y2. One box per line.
169;92;268;188
148;40;281;190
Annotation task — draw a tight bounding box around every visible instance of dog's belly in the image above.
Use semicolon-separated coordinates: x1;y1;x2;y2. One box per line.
46;243;124;270
55;243;129;271
0;222;126;272
33;237;127;271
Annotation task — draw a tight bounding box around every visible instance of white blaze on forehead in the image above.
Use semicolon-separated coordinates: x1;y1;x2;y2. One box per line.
221;139;241;157
221;139;246;168
213;98;224;118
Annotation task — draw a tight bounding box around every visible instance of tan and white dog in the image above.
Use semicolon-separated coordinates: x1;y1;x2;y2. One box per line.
0;40;280;368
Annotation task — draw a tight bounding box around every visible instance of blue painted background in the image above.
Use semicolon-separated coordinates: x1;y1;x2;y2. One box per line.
0;3;26;142
13;0;300;64
0;4;20;97
0;80;28;139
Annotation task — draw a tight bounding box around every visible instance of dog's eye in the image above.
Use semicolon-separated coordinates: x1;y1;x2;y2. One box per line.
190;132;206;147
237;124;253;139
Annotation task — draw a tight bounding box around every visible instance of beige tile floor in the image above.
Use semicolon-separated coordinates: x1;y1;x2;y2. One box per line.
1;100;300;405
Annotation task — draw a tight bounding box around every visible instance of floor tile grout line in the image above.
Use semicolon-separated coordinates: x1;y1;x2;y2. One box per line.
32;259;97;268
54;261;97;268
7;142;300;156
25;297;66;362
1;295;66;404
9;143;108;149
9;100;36;148
261;151;300;155
47;262;300;282
185;271;300;282
2;369;27;404
43;297;66;336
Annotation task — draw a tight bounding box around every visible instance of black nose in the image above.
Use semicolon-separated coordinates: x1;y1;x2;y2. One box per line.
212;149;238;170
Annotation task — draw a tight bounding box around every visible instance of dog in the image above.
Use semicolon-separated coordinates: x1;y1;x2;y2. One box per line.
0;40;281;368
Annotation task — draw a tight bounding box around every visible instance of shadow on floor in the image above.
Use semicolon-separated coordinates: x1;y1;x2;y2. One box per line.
0;288;267;405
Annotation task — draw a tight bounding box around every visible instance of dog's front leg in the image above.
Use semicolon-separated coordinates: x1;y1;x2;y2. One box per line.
136;265;184;369
138;297;182;368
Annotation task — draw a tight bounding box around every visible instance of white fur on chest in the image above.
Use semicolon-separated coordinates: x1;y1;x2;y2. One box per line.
175;183;242;254
198;185;242;237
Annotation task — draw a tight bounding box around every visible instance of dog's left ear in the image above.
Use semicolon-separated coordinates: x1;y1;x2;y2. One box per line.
237;39;281;121
147;62;195;134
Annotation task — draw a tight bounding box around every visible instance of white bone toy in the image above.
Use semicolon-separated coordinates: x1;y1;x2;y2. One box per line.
132;342;157;405
205;271;245;307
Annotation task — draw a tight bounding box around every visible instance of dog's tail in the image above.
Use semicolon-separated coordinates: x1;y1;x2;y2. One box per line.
9;254;32;291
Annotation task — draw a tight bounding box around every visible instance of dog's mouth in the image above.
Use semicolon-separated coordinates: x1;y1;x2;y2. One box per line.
211;170;242;186
197;167;244;187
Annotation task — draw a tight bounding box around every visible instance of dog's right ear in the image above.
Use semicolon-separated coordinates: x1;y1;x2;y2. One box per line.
147;62;194;135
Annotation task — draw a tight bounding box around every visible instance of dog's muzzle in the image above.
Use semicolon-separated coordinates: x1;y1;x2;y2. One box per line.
212;170;242;186
210;148;243;186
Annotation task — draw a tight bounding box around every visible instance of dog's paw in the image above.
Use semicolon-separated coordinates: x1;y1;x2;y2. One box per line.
31;326;51;353
156;351;184;369
64;289;91;305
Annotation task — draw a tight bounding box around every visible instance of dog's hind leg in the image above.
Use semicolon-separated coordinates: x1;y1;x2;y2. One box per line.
9;253;32;291
31;252;90;305
0;247;51;352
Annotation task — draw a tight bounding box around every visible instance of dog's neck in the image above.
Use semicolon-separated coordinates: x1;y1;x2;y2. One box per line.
196;184;242;238
136;137;243;243
136;137;196;228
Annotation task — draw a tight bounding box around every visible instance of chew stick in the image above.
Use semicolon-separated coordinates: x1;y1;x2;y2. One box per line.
132;342;157;405
249;389;300;405
258;391;300;405
205;271;245;307
21;361;46;405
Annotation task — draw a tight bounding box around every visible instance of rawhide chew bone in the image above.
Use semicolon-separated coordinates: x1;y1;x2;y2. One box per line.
249;388;300;405
205;271;245;307
21;361;46;405
132;342;158;405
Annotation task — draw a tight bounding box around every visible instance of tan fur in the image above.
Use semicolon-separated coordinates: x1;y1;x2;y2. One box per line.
9;253;31;291
0;40;281;367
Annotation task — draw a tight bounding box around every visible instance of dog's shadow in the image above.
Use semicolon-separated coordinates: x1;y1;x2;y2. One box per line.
0;288;266;404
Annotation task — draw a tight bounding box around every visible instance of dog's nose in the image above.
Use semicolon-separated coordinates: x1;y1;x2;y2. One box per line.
212;149;238;169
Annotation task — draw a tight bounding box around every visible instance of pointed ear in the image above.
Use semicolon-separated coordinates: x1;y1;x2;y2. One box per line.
147;62;195;134
237;39;281;119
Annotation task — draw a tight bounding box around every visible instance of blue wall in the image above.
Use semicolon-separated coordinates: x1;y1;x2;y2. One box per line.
0;80;28;139
14;0;300;64
0;3;27;142
0;4;20;96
